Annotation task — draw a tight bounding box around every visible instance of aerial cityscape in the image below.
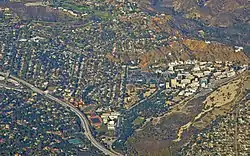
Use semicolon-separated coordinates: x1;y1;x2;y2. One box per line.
0;0;249;156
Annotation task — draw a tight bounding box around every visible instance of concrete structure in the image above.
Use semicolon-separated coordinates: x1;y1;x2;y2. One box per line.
0;76;5;81
234;46;243;53
193;64;201;71
204;71;211;76
200;78;208;88
181;79;191;85
168;65;174;71
108;121;115;130
109;112;120;120
193;72;204;78
178;90;185;96
170;79;177;88
213;71;222;77
166;82;170;89
227;71;236;77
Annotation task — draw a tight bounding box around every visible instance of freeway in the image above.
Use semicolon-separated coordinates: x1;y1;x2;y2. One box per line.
0;72;122;156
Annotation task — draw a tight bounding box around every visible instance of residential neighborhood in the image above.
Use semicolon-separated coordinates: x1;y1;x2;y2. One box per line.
0;0;249;155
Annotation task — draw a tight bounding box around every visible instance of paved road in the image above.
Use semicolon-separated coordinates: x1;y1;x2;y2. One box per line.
0;72;122;156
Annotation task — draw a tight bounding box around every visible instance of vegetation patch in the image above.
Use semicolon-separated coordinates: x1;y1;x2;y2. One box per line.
133;116;145;126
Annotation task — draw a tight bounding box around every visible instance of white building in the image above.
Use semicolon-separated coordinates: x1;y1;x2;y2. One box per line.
200;65;206;70
189;88;198;93
190;81;200;88
218;73;227;79
178;61;184;64
204;71;211;76
193;72;204;78
109;112;120;120
234;46;243;53
107;121;116;130
177;83;186;88
201;82;207;88
186;74;195;80
170;79;178;88
185;60;192;64
181;79;191;85
103;118;108;124
215;61;223;64
227;71;236;77
199;61;208;65
213;71;222;77
192;64;201;71
184;92;193;97
168;65;174;71
101;113;110;123
166;82;170;89
208;67;215;71
0;76;5;81
178;90;185;96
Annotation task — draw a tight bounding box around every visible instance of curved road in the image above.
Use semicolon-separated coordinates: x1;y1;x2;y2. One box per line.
0;72;122;156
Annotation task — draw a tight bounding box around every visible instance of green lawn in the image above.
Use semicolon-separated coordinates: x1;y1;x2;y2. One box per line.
133;116;145;126
61;2;112;19
94;11;112;19
95;124;108;133
62;2;90;12
83;105;96;113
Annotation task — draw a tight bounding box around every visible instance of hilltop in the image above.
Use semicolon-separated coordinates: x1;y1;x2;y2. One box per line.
137;0;250;27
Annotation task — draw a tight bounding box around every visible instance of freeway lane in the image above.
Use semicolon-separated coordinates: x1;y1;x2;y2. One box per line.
0;72;122;156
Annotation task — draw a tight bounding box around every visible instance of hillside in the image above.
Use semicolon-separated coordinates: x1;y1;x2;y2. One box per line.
112;39;249;69
173;0;250;27
125;72;250;155
137;0;250;27
134;0;250;56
